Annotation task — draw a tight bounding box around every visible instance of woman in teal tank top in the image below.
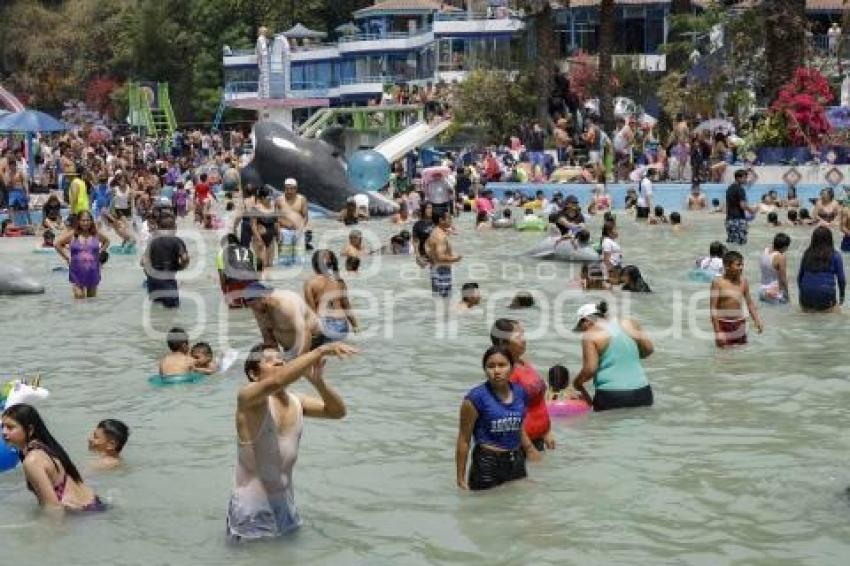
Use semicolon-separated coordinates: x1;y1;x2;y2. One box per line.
572;301;654;411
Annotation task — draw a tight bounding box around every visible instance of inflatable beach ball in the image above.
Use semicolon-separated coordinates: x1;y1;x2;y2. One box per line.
347;150;390;192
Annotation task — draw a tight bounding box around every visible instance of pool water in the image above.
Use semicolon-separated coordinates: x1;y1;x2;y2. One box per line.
1;210;850;565
487;182;841;213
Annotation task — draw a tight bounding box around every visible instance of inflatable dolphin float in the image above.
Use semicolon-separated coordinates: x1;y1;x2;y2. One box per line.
526;237;600;262
240;121;397;214
0;265;45;295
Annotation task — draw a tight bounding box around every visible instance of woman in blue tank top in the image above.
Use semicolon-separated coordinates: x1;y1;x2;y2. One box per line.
455;345;539;491
572;301;655;412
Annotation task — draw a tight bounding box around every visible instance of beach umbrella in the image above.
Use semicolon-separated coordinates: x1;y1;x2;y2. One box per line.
694;118;735;134
0;110;67;178
335;22;359;35
0;109;68;133
283;23;327;39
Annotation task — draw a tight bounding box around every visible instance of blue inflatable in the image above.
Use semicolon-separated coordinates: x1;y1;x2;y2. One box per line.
109;243;137;255
0;440;18;472
688;269;717;283
148;373;206;387
347;150;390;192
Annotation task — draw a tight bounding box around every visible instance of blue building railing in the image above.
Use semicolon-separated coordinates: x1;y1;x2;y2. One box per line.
338;28;433;43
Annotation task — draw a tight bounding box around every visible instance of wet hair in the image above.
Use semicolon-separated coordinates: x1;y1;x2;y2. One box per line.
575;230;590;245
97;419;130;453
767;212;779;226
602;220;617;239
734;169;747;180
461;282;479;296
345;255;360;272
723;250;743;266
158;214;176;230
223;233;240;246
432;209;451;224
489;318;519;347
481;344;515;370
547;365;570;392
476;210;489;225
199;173;208;182
621;265;652;293
243;343;270;380
801;226;835;272
709;241;726;258
509;291;535;308
311;249;340;278
226;202;235;211
191;342;213;358
787;209;799;222
670;212;681;225
711;198;720;207
73;210;98;237
503;208;512;219
524;208;533;215
799;208;811;220
603;211;616;224
166;327;189;352
2;404;84;486
773;232;791;252
654;205;665;217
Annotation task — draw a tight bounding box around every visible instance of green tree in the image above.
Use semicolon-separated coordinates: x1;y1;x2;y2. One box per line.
598;0;615;132
449;69;537;144
520;1;558;125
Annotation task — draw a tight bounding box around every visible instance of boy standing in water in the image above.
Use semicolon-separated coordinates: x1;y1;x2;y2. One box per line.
426;210;463;298
710;251;764;347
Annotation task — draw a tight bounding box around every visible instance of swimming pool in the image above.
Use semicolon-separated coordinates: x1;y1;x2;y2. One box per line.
1;211;849;564
487;182;839;212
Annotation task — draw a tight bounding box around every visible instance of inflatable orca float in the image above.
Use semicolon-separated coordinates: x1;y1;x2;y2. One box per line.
526;236;600;262
0;265;45;295
240;121;397;214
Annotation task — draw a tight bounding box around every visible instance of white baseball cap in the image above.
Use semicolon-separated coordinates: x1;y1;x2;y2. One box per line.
573;303;601;332
284;178;298;187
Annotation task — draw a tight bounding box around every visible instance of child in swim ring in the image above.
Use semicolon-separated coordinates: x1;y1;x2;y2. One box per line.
547;365;571;401
696;241;726;277
546;365;591;413
88;419;129;471
190;342;219;375
158;327;196;376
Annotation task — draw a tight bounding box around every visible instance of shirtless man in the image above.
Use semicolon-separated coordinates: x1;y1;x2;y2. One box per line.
244;283;325;359
276;178;309;264
687;182;707;211
710;250;763;348
276;178;308;231
60;148;77;203
341;230;367;259
425;210;462;298
303;250;359;341
4;159;29;225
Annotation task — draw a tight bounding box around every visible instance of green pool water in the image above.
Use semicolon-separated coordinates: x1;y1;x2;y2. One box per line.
1;211;849;565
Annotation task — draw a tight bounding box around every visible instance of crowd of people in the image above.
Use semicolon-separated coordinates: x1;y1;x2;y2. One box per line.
1;116;849;545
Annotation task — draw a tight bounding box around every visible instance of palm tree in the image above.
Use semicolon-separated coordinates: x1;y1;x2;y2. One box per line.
598;0;615;133
763;0;806;101
668;0;692;70
522;1;558;125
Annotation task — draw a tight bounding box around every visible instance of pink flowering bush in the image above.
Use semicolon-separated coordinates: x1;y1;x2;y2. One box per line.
770;67;834;146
